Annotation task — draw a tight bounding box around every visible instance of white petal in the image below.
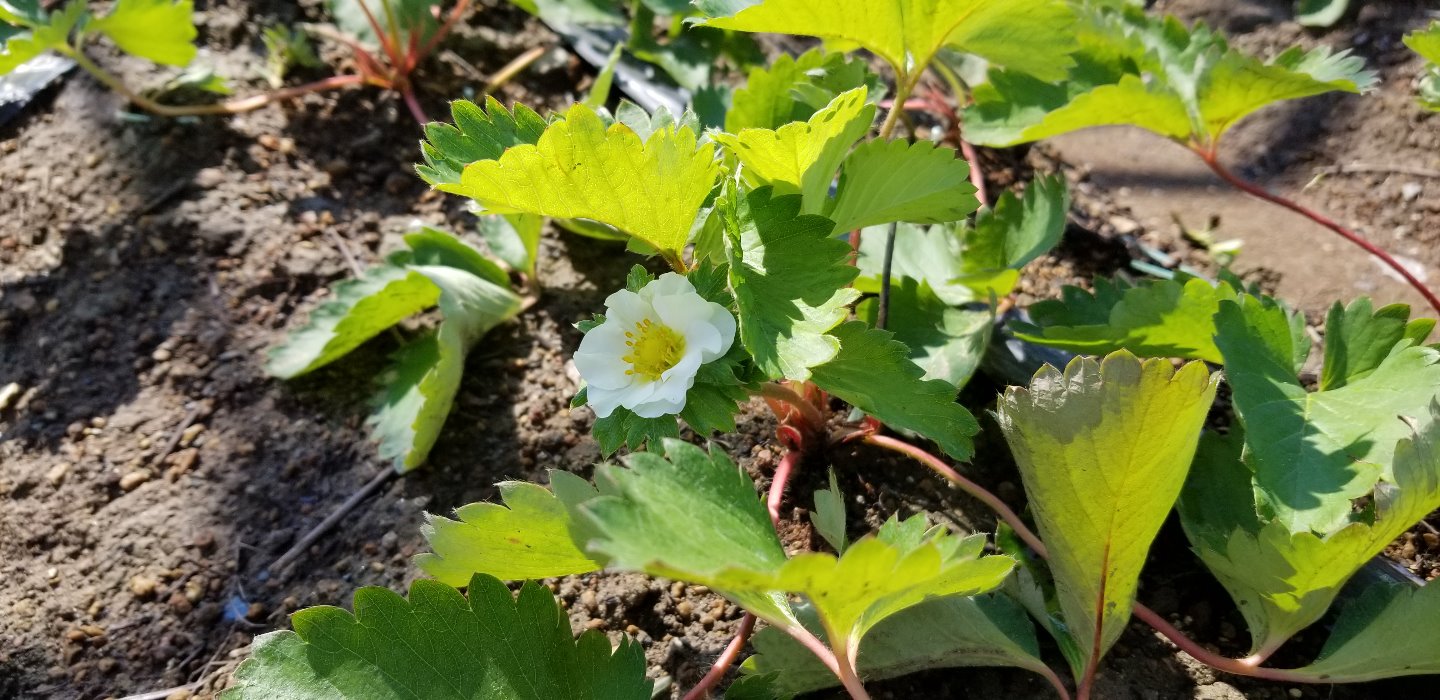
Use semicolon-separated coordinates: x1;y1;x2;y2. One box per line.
703;303;737;361
677;322;722;360
587;385;626;419
630;395;686;418
574;325;634;390
659;351;704;386
642;272;696;301
653;292;718;334
603;289;654;326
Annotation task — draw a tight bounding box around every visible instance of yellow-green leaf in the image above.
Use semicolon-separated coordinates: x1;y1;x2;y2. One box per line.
712;87;873;215
998;352;1218;677
90;0;197;66
443;103;721;260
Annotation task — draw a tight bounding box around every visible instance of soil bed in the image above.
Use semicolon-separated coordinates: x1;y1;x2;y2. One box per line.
1;1;1436;699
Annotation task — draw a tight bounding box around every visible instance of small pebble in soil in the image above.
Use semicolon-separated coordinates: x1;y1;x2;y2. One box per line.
119;470;151;492
129;575;158;599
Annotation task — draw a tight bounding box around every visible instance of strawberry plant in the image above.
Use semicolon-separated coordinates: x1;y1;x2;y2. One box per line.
0;0;478;122
223;2;1440;699
1406;21;1440;112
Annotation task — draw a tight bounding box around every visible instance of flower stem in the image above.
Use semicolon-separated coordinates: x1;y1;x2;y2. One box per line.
681;613;756;700
1196;147;1440;315
875;221;898;330
756;382;826;433
61;46;366;118
863;434;1048;557
877;72;918;141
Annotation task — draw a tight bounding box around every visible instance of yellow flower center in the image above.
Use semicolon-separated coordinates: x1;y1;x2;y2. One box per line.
623;318;686;381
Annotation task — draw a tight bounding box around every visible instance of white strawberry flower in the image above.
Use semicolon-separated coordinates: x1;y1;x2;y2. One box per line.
574;273;737;419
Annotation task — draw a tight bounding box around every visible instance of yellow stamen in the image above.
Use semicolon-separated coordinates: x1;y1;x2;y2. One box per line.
621;318;686;381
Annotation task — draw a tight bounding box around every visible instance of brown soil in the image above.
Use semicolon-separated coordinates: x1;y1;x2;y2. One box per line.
0;1;1435;700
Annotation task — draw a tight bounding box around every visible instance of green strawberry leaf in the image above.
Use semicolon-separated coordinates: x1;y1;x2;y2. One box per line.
475;213;543;277
857;278;993;389
577;439;796;626
1;1;84;76
367;265;522;471
90;0;196;66
401;226;510;287
1320;297;1435;391
1180;414;1440;657
588;404;681;456
726;48;879;132
505;0;624;27
812;469;848;554
701;0;1077;82
722;186;859;381
825;138;980;235
810;321;980;460
740;594;1049;697
222;575;651;700
1214;296;1440;533
965;6;1375;147
1405;21;1440;111
1295;0;1349;28
855;222;974;305
265;265;441;379
418;476;602;585
1012;276;1254;364
439;103;721;262
997;352;1219;677
713;87;874;215
417;97;548;188
1290;576;1440;682
965;173;1070;274
326;0;438;48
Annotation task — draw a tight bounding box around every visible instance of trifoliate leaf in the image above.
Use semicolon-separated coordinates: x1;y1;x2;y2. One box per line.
90;0;196;66
401;226;510;287
701;0;1078;82
1295;0;1349;28
0;1;83;76
712;87;874;214
812;469;848;554
1214;296;1440;533
1320;298;1434;391
222;575;652;700
418;477;602;585
1290;576;1440;682
825;139;979;235
417;98;548;188
810;321;980;460
589;405;681;456
1012;277;1246;364
367;266;522;471
965;7;1375;147
266;265;441;379
726;48;879;132
441;103;721;260
857;278;993;389
1405;22;1440;111
1180;416;1440;657
578;439;796;626
475;213;542;277
741;594;1049;696
716;519;1013;650
1405;21;1440;65
723;186;859;381
997;352;1219;676
326;0;437;48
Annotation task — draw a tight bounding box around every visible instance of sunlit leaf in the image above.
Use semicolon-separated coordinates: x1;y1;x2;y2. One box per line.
723;186;859;381
810;321;980;459
998;352;1219;676
223;575;651;700
419;476;602;585
726;48;879;132
1214;296;1440;533
825;138;979;235
90;0;196;66
417;97;548;188
1180;415;1440;657
442;103;721;260
713;87;873;214
1290;577;1440;682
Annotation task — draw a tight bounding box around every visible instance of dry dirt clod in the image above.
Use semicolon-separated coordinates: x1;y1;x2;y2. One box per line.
129;575;158;599
45;462;70;487
119;470;151;492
